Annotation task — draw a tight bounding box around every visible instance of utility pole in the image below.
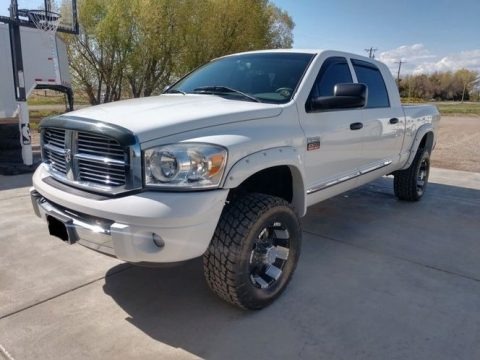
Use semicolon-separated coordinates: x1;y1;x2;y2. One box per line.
395;60;406;86
364;47;377;59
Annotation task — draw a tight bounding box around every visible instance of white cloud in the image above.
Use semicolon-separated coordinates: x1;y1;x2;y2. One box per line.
378;44;480;76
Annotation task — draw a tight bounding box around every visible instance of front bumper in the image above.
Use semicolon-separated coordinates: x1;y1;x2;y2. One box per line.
31;164;228;263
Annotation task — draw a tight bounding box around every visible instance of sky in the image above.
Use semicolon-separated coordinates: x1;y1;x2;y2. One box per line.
1;0;479;77
271;0;480;76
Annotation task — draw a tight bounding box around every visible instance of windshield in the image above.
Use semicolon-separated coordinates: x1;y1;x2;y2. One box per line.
167;52;315;104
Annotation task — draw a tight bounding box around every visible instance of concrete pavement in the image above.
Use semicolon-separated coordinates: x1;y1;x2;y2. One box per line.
0;168;479;360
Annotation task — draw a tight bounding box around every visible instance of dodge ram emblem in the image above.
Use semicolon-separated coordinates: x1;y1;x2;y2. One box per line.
65;149;72;163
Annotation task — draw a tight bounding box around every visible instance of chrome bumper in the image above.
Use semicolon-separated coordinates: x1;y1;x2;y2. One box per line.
30;189;115;256
31;166;229;263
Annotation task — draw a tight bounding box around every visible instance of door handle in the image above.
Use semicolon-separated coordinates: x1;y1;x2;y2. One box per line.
389;118;399;124
350;122;363;130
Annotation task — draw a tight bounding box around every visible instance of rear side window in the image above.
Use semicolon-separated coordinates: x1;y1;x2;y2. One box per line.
309;57;353;98
351;59;390;108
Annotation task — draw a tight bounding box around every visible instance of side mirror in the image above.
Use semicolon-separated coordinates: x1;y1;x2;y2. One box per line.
309;83;367;111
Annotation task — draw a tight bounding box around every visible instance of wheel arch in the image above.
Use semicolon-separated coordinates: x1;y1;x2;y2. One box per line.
400;125;435;170
222;147;306;216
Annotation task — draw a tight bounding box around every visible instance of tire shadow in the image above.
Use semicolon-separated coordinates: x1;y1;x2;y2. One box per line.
102;259;250;357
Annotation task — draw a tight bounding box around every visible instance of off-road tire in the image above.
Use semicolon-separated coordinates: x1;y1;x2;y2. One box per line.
394;148;430;201
203;193;302;310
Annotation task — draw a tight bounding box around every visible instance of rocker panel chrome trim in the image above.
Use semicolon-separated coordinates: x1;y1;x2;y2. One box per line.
306;160;392;195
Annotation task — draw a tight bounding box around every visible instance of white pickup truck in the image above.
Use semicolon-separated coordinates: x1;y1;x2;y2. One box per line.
31;50;440;309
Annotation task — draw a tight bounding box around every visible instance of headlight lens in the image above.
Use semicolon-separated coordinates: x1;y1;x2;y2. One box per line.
144;143;227;189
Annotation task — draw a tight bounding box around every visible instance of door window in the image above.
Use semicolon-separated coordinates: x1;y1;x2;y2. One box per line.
306;57;352;112
351;59;390;108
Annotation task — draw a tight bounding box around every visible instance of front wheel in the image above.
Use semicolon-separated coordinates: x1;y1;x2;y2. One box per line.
394;148;430;201
203;193;302;310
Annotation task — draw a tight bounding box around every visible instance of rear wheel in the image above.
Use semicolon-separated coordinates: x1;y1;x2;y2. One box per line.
394;148;430;201
203;193;301;310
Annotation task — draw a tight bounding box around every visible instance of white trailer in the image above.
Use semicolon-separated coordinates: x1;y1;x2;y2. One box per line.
0;23;71;165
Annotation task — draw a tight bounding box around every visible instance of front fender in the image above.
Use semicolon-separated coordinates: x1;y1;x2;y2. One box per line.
222;146;307;216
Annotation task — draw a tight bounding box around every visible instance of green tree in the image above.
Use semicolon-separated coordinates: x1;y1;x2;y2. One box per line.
456;69;478;102
63;0;135;104
64;0;295;104
125;0;183;97
265;3;295;48
400;70;479;101
179;0;294;71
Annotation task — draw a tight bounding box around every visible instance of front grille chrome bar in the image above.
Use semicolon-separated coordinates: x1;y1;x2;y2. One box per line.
75;153;127;166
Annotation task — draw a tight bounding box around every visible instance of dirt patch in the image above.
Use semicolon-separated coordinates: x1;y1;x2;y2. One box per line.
430;116;480;173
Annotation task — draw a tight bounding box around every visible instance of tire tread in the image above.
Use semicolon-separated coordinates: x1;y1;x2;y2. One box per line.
394;148;429;201
203;193;298;309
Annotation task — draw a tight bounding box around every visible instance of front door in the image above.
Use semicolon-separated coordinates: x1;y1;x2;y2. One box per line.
298;56;366;199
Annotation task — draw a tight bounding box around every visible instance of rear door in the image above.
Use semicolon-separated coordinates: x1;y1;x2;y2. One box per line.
350;59;405;170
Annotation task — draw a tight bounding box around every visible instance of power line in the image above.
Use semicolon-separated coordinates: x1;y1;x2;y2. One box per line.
364;47;377;59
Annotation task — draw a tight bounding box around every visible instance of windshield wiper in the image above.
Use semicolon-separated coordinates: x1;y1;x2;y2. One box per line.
193;86;260;103
165;89;186;95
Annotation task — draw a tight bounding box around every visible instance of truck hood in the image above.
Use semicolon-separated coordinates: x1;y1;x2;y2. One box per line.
63;94;283;143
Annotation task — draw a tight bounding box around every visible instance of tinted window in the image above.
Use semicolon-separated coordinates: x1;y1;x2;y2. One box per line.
352;59;390;108
310;57;353;98
169;53;314;104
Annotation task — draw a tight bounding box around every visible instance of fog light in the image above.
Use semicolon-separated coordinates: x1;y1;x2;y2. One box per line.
152;233;165;248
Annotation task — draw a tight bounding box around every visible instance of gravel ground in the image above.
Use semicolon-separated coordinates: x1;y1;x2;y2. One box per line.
29;115;479;172
430;115;480;173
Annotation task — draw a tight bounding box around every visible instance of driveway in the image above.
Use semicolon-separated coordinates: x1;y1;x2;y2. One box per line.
0;168;479;360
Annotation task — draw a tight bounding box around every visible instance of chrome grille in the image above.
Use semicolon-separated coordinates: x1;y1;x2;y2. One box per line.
77;133;125;161
77;133;127;186
42;128;130;190
43;128;67;173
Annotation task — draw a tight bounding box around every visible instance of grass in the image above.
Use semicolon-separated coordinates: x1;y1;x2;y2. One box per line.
29;109;64;131
30;109;64;118
402;99;480;116
434;102;480;116
28;91;91;106
28;95;66;106
27;90;89;130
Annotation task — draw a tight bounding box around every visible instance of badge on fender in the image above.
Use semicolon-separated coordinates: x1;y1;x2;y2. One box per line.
307;137;320;151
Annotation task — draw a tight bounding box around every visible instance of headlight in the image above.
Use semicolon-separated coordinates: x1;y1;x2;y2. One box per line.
144;143;227;189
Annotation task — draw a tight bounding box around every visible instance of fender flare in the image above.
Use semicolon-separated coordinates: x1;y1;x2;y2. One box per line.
400;124;435;170
222;146;307;216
